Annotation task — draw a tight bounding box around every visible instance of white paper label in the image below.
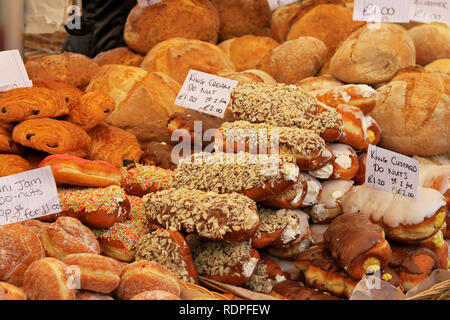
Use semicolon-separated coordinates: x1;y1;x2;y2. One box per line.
410;0;450;24
353;0;411;23
267;0;299;11
137;0;162;8
365;145;419;199
175;70;238;119
0;50;33;93
0;167;61;226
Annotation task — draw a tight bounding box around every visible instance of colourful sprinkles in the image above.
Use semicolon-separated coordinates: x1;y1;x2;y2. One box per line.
58;185;127;215
121;164;173;190
127;195;148;222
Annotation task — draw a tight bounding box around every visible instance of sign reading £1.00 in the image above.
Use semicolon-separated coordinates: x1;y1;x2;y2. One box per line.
0;167;61;226
353;0;411;23
410;0;450;24
0;50;33;93
365;145;420;200
175;70;239;119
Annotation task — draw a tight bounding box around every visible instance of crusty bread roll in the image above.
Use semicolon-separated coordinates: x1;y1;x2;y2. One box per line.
258;37;327;84
329;23;416;84
25;52;100;90
124;0;220;55
408;23;450;66
219;69;277;85
94;47;144;67
107;72;185;144
140;38;236;84
370;66;450;156
86;65;148;117
210;0;272;41
296;74;343;91
425;59;450;75
219;35;279;72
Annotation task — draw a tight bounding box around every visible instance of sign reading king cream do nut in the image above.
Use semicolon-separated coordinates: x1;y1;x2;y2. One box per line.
365;145;420;199
0;167;61;226
175;70;239;119
410;0;450;25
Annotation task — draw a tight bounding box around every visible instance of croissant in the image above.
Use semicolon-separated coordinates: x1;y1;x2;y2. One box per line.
65;91;116;131
12;118;91;158
32;79;82;112
0;87;69;123
0;154;32;177
87;122;143;168
0;127;24;154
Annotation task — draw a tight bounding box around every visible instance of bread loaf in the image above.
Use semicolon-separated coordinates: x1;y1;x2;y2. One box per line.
409;23;450;66
94;47;144;67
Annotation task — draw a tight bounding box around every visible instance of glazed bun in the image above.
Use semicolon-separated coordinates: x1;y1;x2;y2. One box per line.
94;47;144;67
329;23;416;84
370;66;450;156
408;23;450;66
124;0;220;54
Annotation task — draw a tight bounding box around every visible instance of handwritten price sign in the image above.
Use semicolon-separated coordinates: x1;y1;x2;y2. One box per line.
365;145;419;199
175;70;238;119
0;167;61;226
410;0;449;24
353;0;411;23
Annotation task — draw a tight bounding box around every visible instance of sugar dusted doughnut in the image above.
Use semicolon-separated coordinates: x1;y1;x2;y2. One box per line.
39;154;122;188
23;258;76;300
115;260;181;300
0;224;45;286
130;290;181;300
120;164;173;197
328;143;359;180
341;185;447;243
40;216;100;259
0;282;27;300
62;253;123;294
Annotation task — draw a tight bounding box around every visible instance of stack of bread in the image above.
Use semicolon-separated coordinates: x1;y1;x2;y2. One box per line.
0;0;449;301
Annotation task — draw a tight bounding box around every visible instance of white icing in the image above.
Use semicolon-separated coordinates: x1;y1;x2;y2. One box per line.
300;173;322;206
341;185;446;228
352;84;376;98
319;180;354;208
279;211;302;244
242;257;259;278
283;163;300;182
329;143;355;170
309;164;333;179
419;164;450;195
275;274;287;283
290;183;305;206
361;115;376;140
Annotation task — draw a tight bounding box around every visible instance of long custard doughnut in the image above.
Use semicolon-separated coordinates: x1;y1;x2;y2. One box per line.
228;82;344;142
120;163;173;197
269;280;340;300
143;188;260;242
324;213;392;279
215;121;333;171
172;152;300;202
354;152;367;185
312;84;378;114
261;175;308;209
336;104;381;150
309;180;354;224
341;185;447;243
328;143;359;180
412;225;448;270
299;173;322;207
243;254;289;294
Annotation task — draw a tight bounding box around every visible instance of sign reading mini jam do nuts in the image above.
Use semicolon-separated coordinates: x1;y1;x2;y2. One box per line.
175;70;239;119
0;167;61;226
365;145;420;199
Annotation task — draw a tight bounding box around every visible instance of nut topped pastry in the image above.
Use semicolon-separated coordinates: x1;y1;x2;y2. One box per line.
143;188;260;242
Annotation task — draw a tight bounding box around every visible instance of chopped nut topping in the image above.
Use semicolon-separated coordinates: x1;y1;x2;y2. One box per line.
243;262;274;294
254;207;301;243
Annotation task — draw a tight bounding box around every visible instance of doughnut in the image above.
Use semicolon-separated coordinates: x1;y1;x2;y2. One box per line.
243;254;289;294
114;260;182;300
389;244;440;292
142;141;177;170
310;224;329;245
186;235;260;286
62;253;123;294
126;195;147;222
266;255;302;282
336;104;381;150
295;244;358;299
228;82;344;142
298;173;323;207
261;175;308;209
0;282;27;300
93;219;153;262
413;225;449;270
76;291;115;300
269;280;340;300
40;216;100;259
324;213;392;279
39;154;122;188
0;154;31;177
130;290;181;300
354;152;367;185
309;180;354;224
143;188;260;242
312;84;378;114
42;185;130;228
0;224;45;286
215;121;333;171
135;229;198;284
308;161;334;180
20;219;49;237
328;143;359;180
418;163;450;208
252;208;304;249
341;185;447;243
120;163;173;197
23;257;76;300
173;152;300;202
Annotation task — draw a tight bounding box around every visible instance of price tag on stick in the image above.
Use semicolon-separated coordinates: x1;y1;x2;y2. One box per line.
175;70;238;119
365;145;420;199
0;50;33;93
0;167;61;226
410;0;450;25
353;0;411;23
